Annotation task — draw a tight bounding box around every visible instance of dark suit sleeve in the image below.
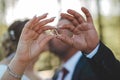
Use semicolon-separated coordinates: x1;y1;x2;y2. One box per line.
88;41;120;80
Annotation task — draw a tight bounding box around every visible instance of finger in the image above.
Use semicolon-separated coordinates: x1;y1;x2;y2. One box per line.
38;17;55;26
59;24;75;32
25;15;37;29
34;13;48;23
73;27;81;35
81;7;93;23
56;34;74;46
38;35;54;48
37;33;54;45
33;17;55;31
67;9;85;23
37;26;55;34
72;23;89;35
61;13;79;26
77;23;90;31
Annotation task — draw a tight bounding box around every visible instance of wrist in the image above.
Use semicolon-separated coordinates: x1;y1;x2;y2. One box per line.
9;56;29;75
7;65;22;79
84;41;100;54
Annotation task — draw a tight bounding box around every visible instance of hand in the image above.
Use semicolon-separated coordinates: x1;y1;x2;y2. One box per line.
57;7;99;53
15;13;55;63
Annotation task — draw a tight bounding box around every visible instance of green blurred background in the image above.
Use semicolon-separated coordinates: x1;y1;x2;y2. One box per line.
0;0;120;71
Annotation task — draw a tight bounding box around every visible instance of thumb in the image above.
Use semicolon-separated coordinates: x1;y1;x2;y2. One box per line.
56;34;73;46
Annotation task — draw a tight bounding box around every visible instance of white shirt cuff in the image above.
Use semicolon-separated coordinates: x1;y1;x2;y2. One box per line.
86;44;100;59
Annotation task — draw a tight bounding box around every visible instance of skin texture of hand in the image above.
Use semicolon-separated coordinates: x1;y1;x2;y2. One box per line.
1;13;56;80
15;13;55;63
57;7;99;53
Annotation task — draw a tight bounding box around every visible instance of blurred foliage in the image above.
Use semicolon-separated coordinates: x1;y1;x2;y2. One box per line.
0;24;8;60
0;16;120;70
94;15;120;60
0;47;4;61
0;0;120;71
0;0;17;24
34;51;60;71
0;24;7;37
101;16;120;60
33;15;120;70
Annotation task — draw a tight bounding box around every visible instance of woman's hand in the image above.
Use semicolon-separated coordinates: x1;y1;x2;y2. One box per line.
15;13;55;63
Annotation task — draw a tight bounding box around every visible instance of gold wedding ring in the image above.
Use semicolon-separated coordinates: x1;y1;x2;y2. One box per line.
44;29;60;36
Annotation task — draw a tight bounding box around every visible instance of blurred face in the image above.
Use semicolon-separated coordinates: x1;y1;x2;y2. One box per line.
49;19;73;59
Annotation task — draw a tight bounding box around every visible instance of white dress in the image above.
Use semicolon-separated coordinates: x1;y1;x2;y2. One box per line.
0;64;30;80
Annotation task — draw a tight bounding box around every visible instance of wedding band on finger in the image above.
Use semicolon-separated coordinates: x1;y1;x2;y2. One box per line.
53;29;60;36
44;29;60;36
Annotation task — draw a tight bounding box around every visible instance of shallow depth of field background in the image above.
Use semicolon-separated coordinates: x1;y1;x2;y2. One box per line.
0;0;120;79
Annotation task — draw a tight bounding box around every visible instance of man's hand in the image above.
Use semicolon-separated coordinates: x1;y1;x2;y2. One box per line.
57;7;99;53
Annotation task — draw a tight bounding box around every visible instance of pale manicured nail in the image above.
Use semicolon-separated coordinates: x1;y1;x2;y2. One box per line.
42;13;48;17
33;15;37;18
50;17;56;20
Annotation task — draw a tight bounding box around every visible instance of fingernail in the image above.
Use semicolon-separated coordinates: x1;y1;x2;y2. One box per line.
50;17;56;20
60;13;64;16
33;15;37;18
43;13;48;16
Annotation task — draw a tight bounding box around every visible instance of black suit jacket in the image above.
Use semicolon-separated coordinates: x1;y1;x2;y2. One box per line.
52;42;120;80
88;41;120;80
